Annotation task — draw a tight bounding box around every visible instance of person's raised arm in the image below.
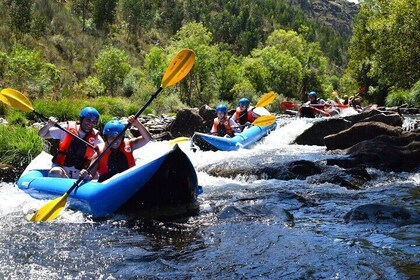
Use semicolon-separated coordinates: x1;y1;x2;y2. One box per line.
38;117;58;139
127;115;153;150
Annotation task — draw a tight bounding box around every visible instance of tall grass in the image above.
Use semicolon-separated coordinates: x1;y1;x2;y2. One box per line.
385;89;410;107
0;125;43;171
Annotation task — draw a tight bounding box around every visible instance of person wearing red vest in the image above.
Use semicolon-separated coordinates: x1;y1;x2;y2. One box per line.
80;115;152;182
38;107;104;179
210;104;239;138
230;98;258;131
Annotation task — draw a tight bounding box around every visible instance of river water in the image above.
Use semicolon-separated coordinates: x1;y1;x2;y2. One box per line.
0;116;419;279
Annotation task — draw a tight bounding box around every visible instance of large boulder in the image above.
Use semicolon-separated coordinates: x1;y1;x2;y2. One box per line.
324;121;402;150
0;164;18;183
294;109;404;147
168;108;208;138
294;118;353;146
344;203;420;226
327;132;420;171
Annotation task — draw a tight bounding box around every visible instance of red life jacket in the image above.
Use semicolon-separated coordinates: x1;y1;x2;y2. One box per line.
53;122;98;169
235;107;255;125
213;117;234;137
97;139;135;177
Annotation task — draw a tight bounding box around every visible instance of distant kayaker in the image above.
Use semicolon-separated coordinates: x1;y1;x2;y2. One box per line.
305;91;326;106
210;104;238;138
80;116;152;182
38;107;104;179
230;97;259;131
298;91;327;118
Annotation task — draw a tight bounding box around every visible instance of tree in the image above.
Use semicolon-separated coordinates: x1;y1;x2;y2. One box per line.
169;22;220;107
94;46;131;96
9;0;33;33
93;0;117;31
347;0;420;104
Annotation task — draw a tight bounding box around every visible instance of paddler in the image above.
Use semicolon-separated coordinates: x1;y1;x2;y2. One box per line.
210;104;239;138
80;115;152;182
38;107;104;179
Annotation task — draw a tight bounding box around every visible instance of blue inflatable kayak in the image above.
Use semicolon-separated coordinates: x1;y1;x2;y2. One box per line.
191;122;277;151
16;145;200;218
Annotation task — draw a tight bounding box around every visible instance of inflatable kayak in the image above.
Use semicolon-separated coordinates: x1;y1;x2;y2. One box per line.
16;145;200;218
191;122;277;152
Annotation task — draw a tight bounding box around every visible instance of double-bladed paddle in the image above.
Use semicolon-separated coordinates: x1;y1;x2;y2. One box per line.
30;48;196;222
0;88;95;149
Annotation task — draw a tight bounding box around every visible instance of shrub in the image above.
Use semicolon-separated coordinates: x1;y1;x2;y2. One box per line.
6;110;27;126
33;98;86;122
385;89;410;107
0;125;43;170
408;80;420;106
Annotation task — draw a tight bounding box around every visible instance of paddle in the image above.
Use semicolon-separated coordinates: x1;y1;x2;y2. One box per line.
255;91;276;107
30;48;196;222
0;88;95;149
280;101;295;110
238;115;276;128
169;136;190;145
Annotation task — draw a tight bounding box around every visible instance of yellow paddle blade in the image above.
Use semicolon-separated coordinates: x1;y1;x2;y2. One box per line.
0;88;34;112
161;49;195;88
252;115;276;127
0;92;12;106
255;91;276;107
30;194;68;222
169;137;190;145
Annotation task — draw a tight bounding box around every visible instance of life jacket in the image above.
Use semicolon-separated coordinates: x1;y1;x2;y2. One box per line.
309;98;324;105
52;122;98;170
213;117;234;137
235;107;255;125
97;139;135;180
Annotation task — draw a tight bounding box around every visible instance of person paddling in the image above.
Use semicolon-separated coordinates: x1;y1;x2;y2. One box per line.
299;91;328;118
210;104;239;138
80;115;152;182
230;98;259;131
38;107;104;179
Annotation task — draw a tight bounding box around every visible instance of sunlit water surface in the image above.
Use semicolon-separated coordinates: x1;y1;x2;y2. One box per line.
0;116;419;279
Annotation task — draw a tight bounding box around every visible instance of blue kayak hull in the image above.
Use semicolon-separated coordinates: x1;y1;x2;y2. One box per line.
191;122;277;151
16;145;199;218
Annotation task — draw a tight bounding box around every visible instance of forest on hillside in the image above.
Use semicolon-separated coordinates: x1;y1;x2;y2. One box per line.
0;0;419;116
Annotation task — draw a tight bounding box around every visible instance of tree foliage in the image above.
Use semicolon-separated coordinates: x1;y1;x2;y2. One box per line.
347;0;420;104
93;46;131;96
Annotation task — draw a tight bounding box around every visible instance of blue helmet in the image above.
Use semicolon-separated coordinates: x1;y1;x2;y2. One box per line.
308;91;317;98
216;104;227;114
103;120;125;137
79;107;100;121
238;98;250;107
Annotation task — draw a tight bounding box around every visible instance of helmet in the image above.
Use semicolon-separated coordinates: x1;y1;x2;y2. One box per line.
343;95;349;99
215;104;227;114
308;91;317;98
238;98;250;107
79;107;100;121
103;120;125;137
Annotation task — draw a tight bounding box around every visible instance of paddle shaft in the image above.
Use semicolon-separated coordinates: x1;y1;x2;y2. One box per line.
34;111;95;150
64;87;163;196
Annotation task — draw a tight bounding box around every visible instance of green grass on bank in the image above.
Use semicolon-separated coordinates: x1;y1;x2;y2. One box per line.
0;125;43;170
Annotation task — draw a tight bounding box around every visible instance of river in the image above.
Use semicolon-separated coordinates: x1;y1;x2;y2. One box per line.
0;116;419;279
